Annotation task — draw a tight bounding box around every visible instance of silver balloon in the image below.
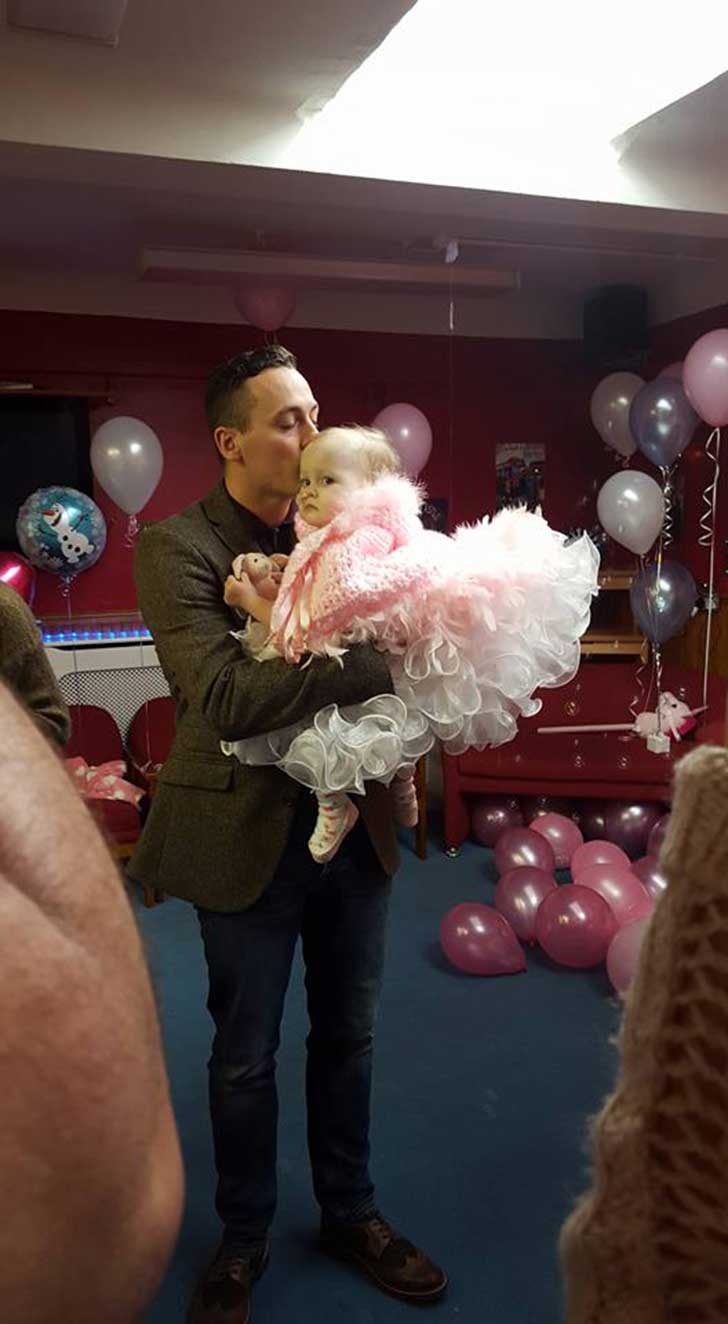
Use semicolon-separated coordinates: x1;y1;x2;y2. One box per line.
590;372;644;458
596;470;664;556
630;560;697;644
90;416;164;515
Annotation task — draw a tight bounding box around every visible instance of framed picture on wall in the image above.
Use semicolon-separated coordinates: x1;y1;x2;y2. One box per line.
495;443;545;512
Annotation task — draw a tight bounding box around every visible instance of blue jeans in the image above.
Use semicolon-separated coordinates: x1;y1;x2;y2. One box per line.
196;800;392;1252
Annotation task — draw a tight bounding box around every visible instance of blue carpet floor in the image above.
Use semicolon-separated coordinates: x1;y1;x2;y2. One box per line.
135;826;620;1324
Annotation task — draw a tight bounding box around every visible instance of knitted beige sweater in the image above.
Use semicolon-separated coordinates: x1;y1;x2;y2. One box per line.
560;744;728;1324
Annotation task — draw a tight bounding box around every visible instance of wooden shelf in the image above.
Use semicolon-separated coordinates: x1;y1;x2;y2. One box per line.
598;569;634;591
581;633;647;657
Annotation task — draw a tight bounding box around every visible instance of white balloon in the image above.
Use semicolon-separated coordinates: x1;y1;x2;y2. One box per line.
596;470;664;556
91;417;164;515
590;372;643;457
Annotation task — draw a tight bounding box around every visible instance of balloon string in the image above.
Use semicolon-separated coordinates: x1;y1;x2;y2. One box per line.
654;643;663;731
660;464;674;547
628;652;649;724
123;514;140;549
698;426;721;707
63;581;83;748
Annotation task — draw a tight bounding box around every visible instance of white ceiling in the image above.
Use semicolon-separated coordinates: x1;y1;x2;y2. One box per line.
1;0;727;337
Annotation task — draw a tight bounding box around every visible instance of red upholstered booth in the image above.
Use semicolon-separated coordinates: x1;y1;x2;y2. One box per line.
64;704;143;856
127;696;176;801
441;662;728;854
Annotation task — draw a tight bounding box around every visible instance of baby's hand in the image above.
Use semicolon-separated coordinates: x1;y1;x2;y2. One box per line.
224;572;257;613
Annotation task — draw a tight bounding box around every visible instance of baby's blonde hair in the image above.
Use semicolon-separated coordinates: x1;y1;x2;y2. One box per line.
315;425;402;482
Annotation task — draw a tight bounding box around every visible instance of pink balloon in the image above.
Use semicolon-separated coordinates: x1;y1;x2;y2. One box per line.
607;917;651;994
495;867;557;945
235;285;296;333
494;827;556;877
571;839;630;879
0;550;36;605
372;403;432;477
531;812;584;868
632;855;668;901
471;796;523;848
647;814;670;859
657;361;684;382
578;862;653;927
440;903;526;976
536;885;617;969
684;328;728;427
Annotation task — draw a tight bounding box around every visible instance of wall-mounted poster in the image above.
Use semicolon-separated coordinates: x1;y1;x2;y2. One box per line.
495;443;545;512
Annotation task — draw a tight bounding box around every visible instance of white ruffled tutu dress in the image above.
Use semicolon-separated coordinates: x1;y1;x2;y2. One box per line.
222;474;599;794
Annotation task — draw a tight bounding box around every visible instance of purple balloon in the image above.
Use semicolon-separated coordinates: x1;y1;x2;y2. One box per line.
536;885;617;969
607;917;651;994
494;827;556;877
647;814;670;859
603;801;662;860
494;867;557;945
629;379;699;469
632;855;668;901
684;328;728;428
574;801;608;841
657;362;684;383
440;903;526;976
531;812;584;868
578;862;653;927
372;403;432;477
471;796;524;848
571;839;630;880
630;560;697;645
521;795;575;824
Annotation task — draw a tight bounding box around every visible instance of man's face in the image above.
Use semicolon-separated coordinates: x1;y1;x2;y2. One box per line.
298;436;369;528
224;366;319;499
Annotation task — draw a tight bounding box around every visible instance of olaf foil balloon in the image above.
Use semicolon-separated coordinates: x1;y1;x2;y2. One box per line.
16;486;107;582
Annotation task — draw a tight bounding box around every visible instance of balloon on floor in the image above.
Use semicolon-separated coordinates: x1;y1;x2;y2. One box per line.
440;903;525;976
471;795;523;847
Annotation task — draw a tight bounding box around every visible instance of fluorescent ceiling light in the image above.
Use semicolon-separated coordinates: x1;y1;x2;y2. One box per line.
286;0;728;195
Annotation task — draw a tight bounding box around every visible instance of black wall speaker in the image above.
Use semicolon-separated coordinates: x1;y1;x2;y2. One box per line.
582;285;649;370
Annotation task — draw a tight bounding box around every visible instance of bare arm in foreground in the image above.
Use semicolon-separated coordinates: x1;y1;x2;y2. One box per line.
0;681;183;1324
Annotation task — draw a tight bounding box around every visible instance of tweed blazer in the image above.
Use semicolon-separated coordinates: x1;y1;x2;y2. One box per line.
0;583;70;749
128;480;400;912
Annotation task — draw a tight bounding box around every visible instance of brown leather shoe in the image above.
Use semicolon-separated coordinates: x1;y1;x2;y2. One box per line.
320;1211;448;1304
187;1242;269;1324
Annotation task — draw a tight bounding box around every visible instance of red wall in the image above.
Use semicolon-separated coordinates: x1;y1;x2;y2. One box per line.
0;306;725;617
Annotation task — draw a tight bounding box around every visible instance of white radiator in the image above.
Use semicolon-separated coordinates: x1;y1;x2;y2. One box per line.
46;642;171;744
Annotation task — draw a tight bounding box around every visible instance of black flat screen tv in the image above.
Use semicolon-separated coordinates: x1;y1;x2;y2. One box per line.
0;396;93;550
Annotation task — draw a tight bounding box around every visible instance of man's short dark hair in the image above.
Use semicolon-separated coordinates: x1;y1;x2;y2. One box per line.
204;344;297;437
